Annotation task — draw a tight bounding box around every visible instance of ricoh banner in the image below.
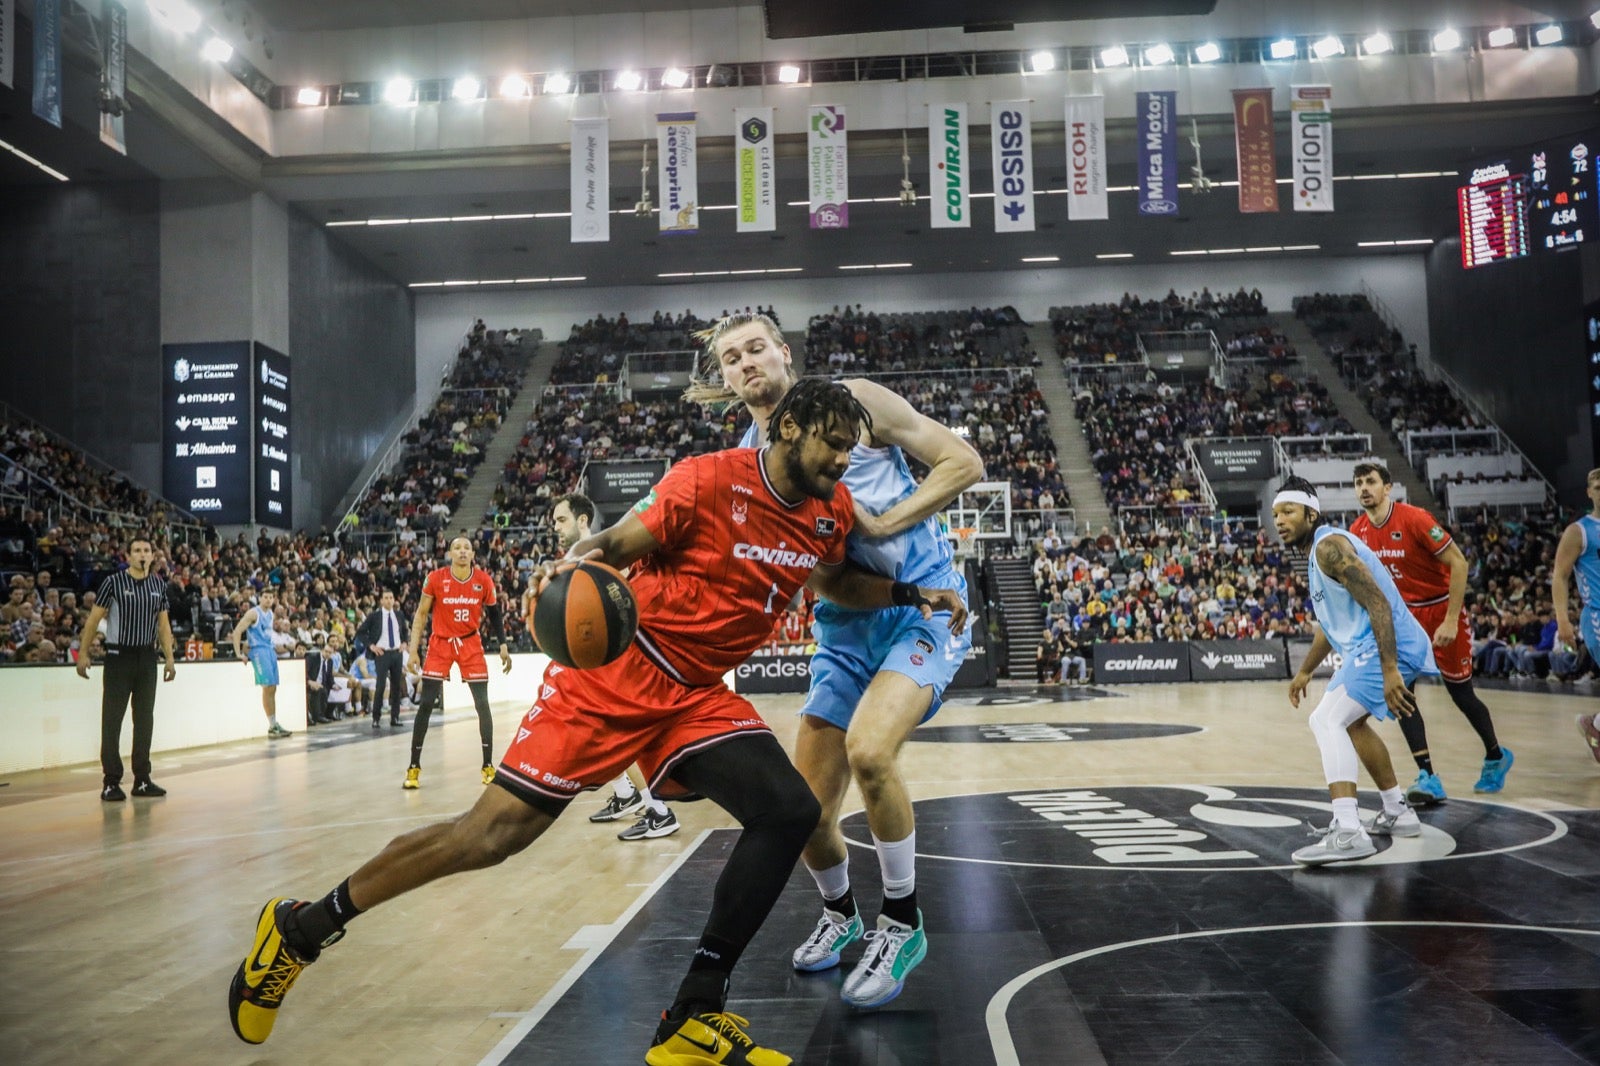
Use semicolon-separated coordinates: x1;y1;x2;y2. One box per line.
990;100;1034;233
657;112;698;234
1092;641;1191;683
734;107;776;233
1136;90;1178;217
807;105;848;229
1065;95;1108;221
1291;85;1334;212
930;103;970;229
569;117;609;243
1188;640;1289;681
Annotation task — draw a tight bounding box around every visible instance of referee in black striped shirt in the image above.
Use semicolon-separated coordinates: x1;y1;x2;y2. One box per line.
75;537;177;801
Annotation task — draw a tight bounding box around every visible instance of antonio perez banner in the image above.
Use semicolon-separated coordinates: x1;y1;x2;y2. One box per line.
1232;88;1277;213
734;107;775;233
657;112;698;234
1065;95;1108;221
1136;90;1177;216
931;103;970;229
808;105;848;228
991;99;1034;233
1291;85;1334;212
570;117;609;243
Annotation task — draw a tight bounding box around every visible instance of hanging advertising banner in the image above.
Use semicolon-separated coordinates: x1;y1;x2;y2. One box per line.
1232;88;1278;213
930;103;970;228
808;105;848;229
1065;94;1108;221
32;0;62;128
1136;90;1177;216
98;1;128;155
570;117;610;243
734;106;776;233
1291;84;1334;212
0;0;15;90
253;343;292;528
657;112;699;235
991;99;1034;233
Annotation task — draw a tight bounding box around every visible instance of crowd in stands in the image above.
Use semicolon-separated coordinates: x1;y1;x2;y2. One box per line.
806;304;1035;374
1052;287;1268;368
1222;324;1298;362
1356;368;1482;437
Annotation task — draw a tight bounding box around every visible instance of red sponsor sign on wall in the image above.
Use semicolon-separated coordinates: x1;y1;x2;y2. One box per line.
1232;88;1279;213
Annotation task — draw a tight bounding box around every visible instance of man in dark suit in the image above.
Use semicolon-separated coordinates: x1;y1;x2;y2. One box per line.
304;633;350;724
357;589;409;729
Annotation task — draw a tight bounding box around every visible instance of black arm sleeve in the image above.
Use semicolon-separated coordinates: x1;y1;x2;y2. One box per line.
484;602;505;644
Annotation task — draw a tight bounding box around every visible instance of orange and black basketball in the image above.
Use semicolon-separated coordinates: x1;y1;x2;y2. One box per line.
532;561;639;670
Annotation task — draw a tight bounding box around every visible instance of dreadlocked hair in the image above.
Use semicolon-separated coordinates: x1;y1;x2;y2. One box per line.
682;311;793;408
767;377;873;444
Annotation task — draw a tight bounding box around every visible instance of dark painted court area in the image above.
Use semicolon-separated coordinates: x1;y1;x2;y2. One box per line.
508;788;1600;1065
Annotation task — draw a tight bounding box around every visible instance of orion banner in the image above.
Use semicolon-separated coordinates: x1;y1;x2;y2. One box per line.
990;100;1034;233
99;0;128;155
807;105;848;229
1065;94;1108;221
657;112;698;234
32;0;61;128
931;103;970;229
1291;84;1334;212
569;117;609;243
0;0;14;90
1136;90;1177;216
734;106;776;233
1232;88;1278;213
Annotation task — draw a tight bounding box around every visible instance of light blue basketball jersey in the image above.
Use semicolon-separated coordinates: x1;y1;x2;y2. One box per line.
740;423;957;586
1308;526;1433;665
247;605;275;653
1573;516;1600;609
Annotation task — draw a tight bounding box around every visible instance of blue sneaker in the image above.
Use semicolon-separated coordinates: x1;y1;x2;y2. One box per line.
1405;770;1447;807
1474;748;1514;793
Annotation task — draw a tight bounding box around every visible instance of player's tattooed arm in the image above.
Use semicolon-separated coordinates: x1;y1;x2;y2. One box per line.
1316;534;1400;671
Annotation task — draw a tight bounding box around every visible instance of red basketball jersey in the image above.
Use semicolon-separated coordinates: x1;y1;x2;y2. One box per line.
1350;501;1454;607
628;448;853;686
423;565;497;639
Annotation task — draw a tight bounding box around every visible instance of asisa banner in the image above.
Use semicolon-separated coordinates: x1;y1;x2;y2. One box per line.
991;100;1034;233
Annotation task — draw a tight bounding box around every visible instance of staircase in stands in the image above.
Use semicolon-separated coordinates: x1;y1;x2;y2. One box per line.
987;555;1044;681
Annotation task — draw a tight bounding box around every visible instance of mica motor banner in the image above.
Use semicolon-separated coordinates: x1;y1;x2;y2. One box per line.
1291;84;1334;212
1232;87;1278;213
991;99;1034;233
807;105;848;228
734;107;776;233
1136;90;1177;216
657;112;699;234
569;117;610;243
930;103;970;229
1065;94;1108;220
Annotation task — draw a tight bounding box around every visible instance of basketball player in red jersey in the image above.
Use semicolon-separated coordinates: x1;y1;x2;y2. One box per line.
228;380;966;1066
1350;462;1512;802
401;536;511;788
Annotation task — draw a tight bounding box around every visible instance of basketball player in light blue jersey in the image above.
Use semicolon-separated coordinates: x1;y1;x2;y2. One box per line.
1553;467;1600;763
1275;478;1439;866
689;312;983;1007
230;589;292;739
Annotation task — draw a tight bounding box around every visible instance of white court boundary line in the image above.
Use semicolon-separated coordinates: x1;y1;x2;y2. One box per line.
840;785;1570;872
986;920;1600;1066
477;828;714;1066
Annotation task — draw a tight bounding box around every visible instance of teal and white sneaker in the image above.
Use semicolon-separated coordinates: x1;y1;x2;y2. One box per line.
840;912;927;1008
1473;747;1515;793
791;907;864;973
1405;770;1447;807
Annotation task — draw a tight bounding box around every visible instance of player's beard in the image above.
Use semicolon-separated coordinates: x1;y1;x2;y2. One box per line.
786;446;839;501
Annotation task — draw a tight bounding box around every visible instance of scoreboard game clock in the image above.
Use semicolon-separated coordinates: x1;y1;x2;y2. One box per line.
1528;136;1597;251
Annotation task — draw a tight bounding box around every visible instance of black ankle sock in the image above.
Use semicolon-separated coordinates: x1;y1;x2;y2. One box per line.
1414;754;1434;775
290;878;364;953
880;890;919;927
1485;745;1504;761
824;887;857;919
670;963;731;1020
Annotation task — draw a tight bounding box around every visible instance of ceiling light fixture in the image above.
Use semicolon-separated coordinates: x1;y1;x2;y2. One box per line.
1193;42;1222;63
615;70;643;91
295;87;323;106
776;64;802;84
451;77;481;101
382;78;414;105
1432;28;1462;51
499;75;531;98
1029;50;1056;72
0;136;69;181
1486;27;1516;47
1268;38;1297;60
148;1;202;35
1362;33;1393;56
1098;45;1129;68
1534;25;1564;46
201;37;233;63
543;72;571;95
1311;35;1345;58
661;67;690;89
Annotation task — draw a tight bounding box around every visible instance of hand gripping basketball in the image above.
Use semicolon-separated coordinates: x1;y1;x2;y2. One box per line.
531;558;639;670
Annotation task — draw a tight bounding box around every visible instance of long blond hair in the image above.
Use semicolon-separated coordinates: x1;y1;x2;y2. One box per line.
682;311;796;408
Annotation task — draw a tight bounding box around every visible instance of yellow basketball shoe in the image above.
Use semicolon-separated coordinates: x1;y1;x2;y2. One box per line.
645;1010;792;1066
228;898;324;1044
403;766;420;789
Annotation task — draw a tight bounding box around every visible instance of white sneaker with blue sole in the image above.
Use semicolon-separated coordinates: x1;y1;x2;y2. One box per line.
840;912;926;1008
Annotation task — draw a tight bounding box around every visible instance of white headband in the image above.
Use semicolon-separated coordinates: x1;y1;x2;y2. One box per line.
1274;489;1320;512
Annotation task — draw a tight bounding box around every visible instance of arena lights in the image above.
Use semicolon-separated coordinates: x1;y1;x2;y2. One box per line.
148;0;201;35
776;64;802;84
1144;43;1175;66
1192;42;1222;63
1268;38;1297;60
499;75;531;98
382;79;415;105
451;77;482;100
1534;25;1564;46
1432;28;1462;51
1311;35;1345;59
201;36;233;63
542;73;571;95
614;70;643;91
661;67;690;88
1098;45;1129;67
0;135;69;181
1485;27;1516;47
1028;50;1056;72
1361;33;1393;56
1592;11;1600;30
295;86;323;106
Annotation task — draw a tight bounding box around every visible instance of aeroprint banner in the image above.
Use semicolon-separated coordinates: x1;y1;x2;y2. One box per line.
657;112;698;234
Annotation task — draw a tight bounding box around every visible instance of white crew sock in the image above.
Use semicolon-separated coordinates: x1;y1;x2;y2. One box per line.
613;776;639;801
805;859;852;907
1378;786;1405;816
1330;796;1361;830
872;831;917;899
639;784;668;818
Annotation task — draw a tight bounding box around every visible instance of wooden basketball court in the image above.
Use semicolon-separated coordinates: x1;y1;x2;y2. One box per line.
2;679;1597;1064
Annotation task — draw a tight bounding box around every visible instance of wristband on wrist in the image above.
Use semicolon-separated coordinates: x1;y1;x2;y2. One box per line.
890;581;929;608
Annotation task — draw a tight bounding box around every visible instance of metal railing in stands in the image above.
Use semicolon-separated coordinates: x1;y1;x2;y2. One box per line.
1278;433;1373;457
1114;503;1216;537
1422;365;1557;504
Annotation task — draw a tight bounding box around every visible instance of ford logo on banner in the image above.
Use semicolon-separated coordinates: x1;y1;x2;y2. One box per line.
1136;90;1179;217
1139;200;1177;215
